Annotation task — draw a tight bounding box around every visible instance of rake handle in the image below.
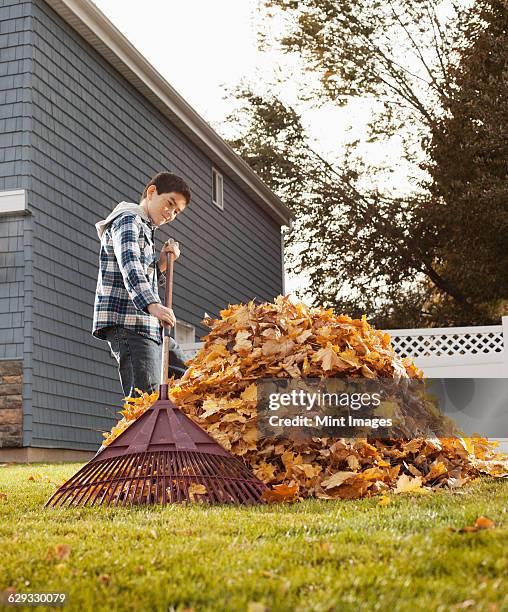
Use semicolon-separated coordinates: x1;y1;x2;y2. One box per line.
160;249;175;388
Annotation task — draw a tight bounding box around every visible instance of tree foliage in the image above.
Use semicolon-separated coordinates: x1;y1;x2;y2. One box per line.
420;0;508;324
224;0;507;327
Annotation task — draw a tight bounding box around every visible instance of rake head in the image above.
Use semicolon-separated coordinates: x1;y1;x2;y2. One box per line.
45;385;268;508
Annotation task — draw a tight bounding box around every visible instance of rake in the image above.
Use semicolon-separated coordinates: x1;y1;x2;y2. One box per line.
45;250;267;507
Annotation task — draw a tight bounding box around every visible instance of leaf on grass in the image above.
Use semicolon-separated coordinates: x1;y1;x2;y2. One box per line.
247;603;267;612
47;543;71;561
261;483;299;503
450;516;495;533
475;516;495;529
55;544;71;560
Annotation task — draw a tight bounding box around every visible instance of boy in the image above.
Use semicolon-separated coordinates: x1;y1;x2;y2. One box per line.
92;171;191;399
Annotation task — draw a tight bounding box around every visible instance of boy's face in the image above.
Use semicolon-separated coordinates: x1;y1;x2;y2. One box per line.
145;185;187;227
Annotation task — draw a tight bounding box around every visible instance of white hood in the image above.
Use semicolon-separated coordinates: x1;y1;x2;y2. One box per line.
95;201;153;240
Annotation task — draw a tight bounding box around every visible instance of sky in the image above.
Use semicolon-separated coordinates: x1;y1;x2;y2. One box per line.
93;1;260;131
91;1;414;295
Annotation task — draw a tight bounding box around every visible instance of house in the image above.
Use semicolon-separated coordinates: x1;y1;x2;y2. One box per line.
0;0;294;461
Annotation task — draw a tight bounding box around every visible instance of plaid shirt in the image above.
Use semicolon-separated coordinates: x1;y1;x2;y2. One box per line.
92;212;166;344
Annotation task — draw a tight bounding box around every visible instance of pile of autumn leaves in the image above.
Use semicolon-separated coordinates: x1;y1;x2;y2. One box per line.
103;295;508;501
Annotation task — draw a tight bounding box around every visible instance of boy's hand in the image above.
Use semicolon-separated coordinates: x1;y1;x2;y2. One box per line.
158;239;180;272
147;303;176;327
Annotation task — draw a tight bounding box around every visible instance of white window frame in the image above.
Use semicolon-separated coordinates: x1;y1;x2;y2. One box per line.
212;168;224;210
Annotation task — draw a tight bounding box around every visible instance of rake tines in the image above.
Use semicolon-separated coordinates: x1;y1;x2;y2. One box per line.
45;450;267;507
45;387;268;508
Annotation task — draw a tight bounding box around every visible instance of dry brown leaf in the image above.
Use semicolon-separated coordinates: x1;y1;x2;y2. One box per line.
46;543;71;562
451;516;496;533
254;462;278;483
474;516;495;529
321;471;358;489
313;344;349;372
261;483;299;503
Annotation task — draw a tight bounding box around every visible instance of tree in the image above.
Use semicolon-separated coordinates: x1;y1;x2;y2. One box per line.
223;0;507;327
420;0;508;324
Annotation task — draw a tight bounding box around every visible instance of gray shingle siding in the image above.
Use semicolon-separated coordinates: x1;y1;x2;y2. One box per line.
0;0;32;192
0;0;284;451
0;216;25;360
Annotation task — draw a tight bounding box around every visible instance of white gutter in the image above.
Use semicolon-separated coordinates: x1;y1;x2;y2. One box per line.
44;0;294;228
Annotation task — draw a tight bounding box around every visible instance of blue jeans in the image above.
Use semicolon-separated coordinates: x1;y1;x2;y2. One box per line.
103;325;188;397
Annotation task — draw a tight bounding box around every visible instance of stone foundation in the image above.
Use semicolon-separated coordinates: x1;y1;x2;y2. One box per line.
0;360;23;448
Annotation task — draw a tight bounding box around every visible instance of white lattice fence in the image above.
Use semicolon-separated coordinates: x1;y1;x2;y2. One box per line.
388;325;504;358
385;316;507;378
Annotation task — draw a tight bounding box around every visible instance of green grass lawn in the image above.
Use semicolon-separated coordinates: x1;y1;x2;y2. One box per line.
0;463;507;612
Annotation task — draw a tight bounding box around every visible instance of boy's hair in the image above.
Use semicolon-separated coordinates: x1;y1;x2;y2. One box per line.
141;171;191;204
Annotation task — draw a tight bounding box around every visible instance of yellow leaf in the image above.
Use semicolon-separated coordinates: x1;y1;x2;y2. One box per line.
254;462;277;483
394;474;428;495
425;461;448;481
240;383;257;402
247;603;267;612
346;455;361;471
378;494;391;506
201;398;229;419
